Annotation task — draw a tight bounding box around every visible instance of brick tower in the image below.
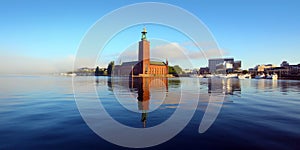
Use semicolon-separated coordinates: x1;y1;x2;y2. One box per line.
138;27;150;74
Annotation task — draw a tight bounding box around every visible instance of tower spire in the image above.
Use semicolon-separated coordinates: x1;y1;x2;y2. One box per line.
141;27;147;40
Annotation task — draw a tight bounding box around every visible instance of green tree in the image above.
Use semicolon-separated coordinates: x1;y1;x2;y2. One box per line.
95;66;100;76
168;66;175;74
173;65;183;74
242;70;249;74
107;61;114;76
168;65;183;77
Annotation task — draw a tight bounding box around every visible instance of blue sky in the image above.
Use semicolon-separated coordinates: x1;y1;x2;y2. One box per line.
0;0;299;74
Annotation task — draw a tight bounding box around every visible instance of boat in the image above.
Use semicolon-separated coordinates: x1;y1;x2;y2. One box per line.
255;73;265;79
266;74;278;80
60;72;77;77
69;73;77;77
216;74;238;79
189;74;204;78
225;74;238;78
239;74;252;79
238;75;245;79
266;74;272;79
198;74;204;78
272;74;278;80
245;74;252;79
204;74;214;78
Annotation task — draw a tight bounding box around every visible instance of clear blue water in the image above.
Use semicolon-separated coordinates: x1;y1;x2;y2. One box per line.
0;75;299;149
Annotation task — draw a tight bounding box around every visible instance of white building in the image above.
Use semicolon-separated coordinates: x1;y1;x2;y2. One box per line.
208;58;241;74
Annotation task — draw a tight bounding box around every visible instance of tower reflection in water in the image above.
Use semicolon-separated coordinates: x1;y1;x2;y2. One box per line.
129;77;168;128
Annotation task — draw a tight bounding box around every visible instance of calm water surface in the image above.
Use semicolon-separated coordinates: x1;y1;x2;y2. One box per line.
0;75;299;149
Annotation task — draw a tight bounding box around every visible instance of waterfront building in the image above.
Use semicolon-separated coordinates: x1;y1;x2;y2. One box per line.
208;58;241;74
233;61;242;71
277;61;300;78
249;61;300;79
257;64;276;72
248;64;277;76
113;28;169;77
281;61;300;75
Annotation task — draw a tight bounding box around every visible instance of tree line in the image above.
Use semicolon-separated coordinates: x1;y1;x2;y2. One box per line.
95;61;114;76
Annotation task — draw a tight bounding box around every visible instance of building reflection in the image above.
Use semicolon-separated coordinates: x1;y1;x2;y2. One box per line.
129;77;168;128
256;79;278;90
278;80;300;93
106;77;183;127
208;78;241;95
